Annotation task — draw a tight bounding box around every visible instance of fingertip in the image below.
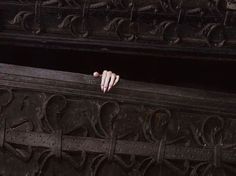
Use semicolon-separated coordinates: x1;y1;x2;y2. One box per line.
103;87;107;93
113;75;120;86
93;72;100;77
108;86;112;92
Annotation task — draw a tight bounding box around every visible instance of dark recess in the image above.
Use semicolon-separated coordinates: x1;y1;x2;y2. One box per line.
0;45;236;93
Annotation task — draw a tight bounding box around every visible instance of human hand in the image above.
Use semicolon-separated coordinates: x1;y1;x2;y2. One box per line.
93;70;120;93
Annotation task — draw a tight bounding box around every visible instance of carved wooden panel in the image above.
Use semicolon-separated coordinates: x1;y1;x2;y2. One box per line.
0;63;236;176
1;0;236;58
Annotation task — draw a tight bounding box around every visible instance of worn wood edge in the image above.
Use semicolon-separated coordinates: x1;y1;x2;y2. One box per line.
0;33;236;61
0;63;236;116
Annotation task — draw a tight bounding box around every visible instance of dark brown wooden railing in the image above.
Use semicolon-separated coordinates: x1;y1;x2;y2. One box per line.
1;0;236;60
0;63;236;176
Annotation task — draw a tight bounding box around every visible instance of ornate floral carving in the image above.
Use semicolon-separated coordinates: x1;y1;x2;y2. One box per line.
0;65;236;176
139;108;188;176
190;116;236;176
9;11;41;34
200;23;226;47
35;94;87;175
89;102;136;176
3;0;235;49
58;14;89;38
0;89;33;162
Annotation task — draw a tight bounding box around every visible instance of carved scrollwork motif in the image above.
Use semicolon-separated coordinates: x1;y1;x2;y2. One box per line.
3;0;236;49
89;102;136;176
9;11;35;32
9;10;41;34
0;89;33;162
35;94;87;176
0;84;236;175
139;108;188;176
104;17;139;41
200;23;226;47
0;88;13;114
208;0;226;14
9;0;42;34
227;0;236;10
104;1;139;41
190;116;236;176
58;14;89;38
159;0;181;12
57;0;91;37
151;21;181;44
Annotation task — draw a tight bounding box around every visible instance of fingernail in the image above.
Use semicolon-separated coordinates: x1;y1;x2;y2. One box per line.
104;87;107;93
108;86;111;91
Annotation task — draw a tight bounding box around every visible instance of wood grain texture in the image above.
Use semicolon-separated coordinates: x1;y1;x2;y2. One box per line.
0;63;236;176
0;0;236;59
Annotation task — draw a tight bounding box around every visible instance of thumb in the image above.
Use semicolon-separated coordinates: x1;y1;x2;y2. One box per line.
93;72;101;77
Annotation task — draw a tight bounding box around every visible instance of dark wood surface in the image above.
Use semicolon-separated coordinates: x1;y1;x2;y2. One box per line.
1;0;236;60
1;45;236;94
0;63;236;176
1;1;236;175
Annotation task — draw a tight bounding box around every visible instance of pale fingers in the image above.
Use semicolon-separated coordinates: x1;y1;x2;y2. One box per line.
93;70;120;93
108;73;116;91
113;75;120;86
101;70;107;91
103;71;112;93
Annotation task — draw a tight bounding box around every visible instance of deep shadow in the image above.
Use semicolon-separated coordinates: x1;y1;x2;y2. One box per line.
0;45;236;93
